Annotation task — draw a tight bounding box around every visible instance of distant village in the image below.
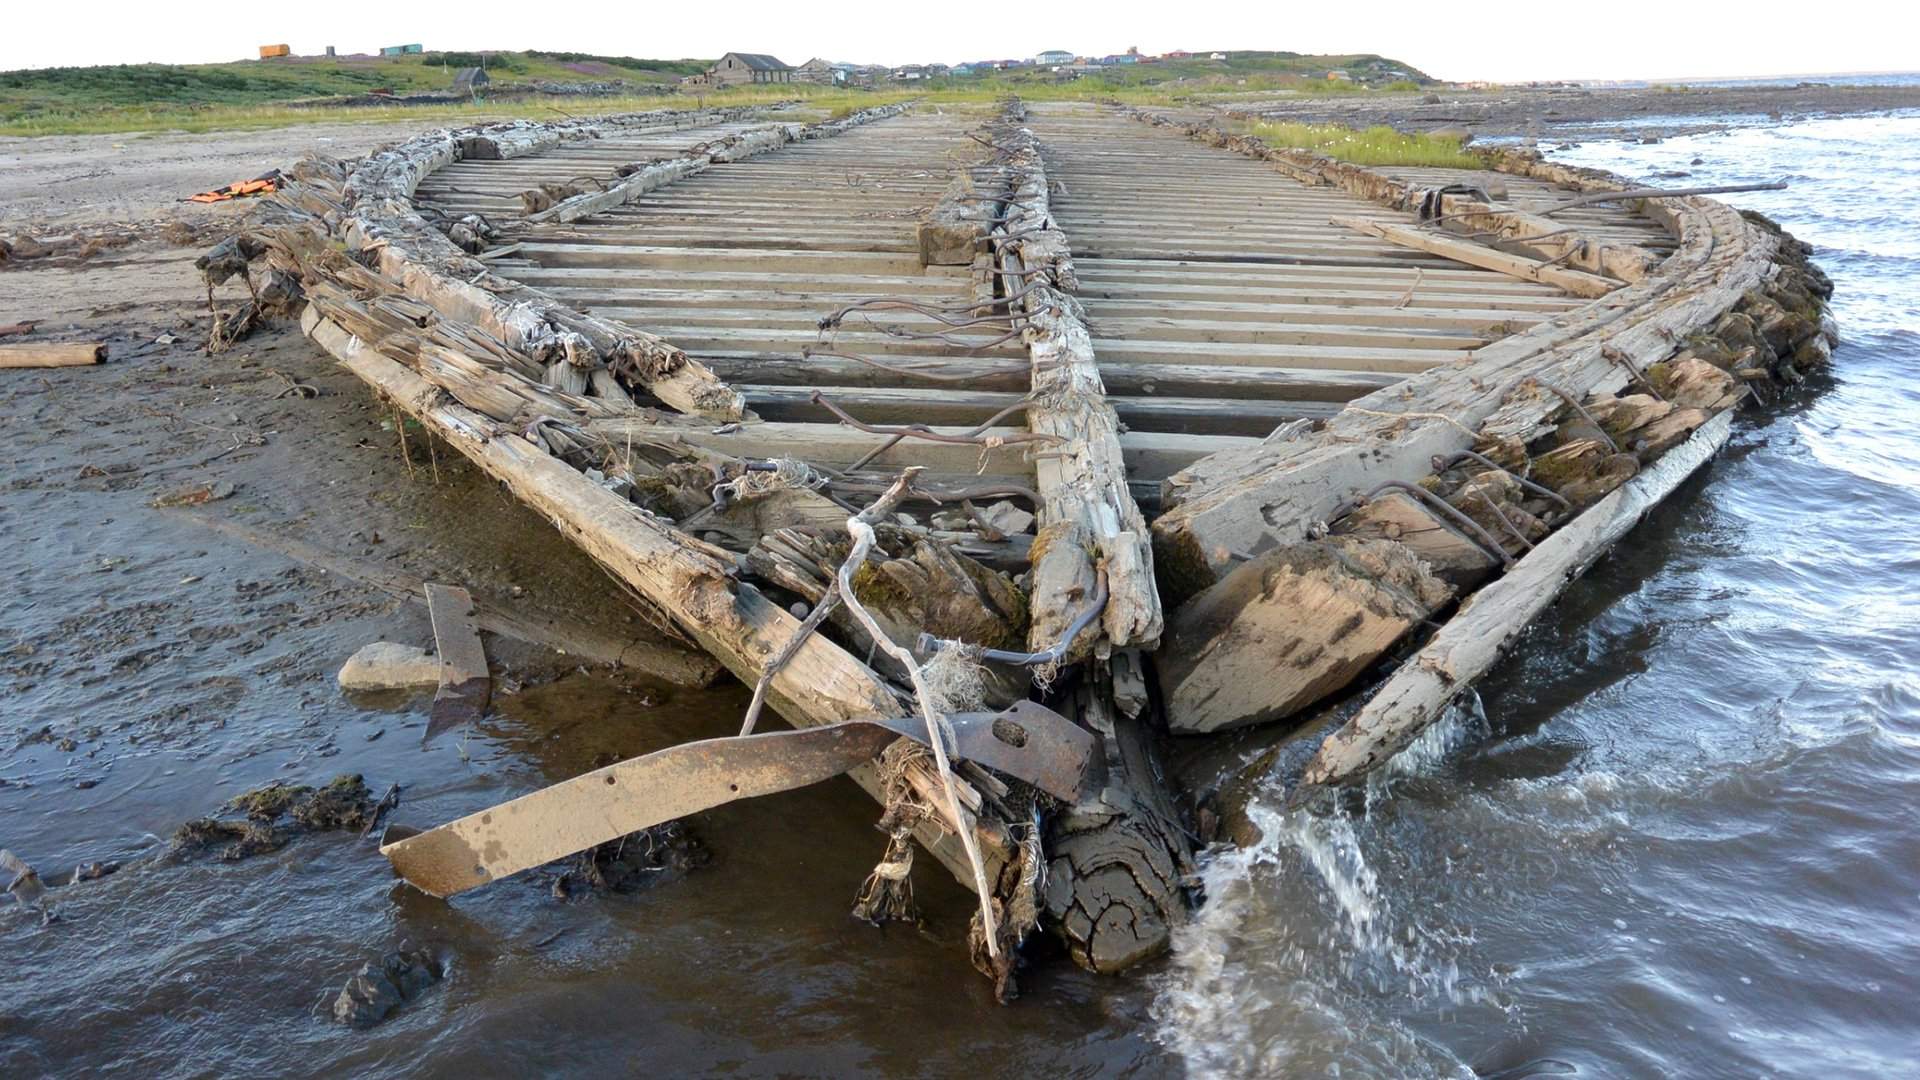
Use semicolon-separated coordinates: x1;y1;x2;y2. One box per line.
681;48;1423;88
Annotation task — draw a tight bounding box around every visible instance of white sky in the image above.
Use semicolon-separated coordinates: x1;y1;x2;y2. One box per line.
4;0;1915;83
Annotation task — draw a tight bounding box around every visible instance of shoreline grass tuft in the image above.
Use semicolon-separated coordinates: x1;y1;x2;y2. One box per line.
1247;120;1480;168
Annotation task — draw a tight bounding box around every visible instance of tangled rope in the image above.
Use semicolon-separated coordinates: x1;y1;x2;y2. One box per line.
835;474;1003;959
710;457;829;509
852;740;936;926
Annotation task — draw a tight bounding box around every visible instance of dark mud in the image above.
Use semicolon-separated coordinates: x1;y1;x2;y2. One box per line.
0;258;1167;1075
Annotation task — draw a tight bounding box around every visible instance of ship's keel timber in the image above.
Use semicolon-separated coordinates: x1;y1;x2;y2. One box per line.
221;94;1831;988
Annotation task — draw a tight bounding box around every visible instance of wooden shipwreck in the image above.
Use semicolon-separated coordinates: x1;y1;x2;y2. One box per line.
213;95;1834;995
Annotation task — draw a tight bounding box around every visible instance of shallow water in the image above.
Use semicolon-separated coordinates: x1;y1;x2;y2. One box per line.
1150;114;1920;1077
5;114;1917;1077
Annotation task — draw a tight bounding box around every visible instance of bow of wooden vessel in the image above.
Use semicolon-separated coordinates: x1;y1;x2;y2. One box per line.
225;95;1835;990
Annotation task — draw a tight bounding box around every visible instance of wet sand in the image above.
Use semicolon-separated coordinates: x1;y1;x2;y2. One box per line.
0;121;433;231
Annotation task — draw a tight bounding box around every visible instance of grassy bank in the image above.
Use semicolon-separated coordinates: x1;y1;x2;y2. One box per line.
1;49;1431;136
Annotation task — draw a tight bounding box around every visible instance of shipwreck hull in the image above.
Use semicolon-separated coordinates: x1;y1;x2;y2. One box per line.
225;96;1832;990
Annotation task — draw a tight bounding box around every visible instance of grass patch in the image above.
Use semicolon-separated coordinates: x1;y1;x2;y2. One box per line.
1248;120;1480;168
0;51;709;135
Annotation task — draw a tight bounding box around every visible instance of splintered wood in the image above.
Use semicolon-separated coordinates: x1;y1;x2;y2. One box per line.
1159;538;1451;734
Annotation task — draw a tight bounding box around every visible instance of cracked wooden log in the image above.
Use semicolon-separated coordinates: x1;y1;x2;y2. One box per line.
1044;666;1192;974
1305;411;1736;785
996;125;1161;653
978;108;1191;972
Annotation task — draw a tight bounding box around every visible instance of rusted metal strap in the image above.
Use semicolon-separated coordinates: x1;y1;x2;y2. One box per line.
380;701;1092;898
423;583;489;744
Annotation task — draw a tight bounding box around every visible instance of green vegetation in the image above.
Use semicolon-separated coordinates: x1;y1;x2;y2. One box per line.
0;48;1432;136
0;50;707;134
1248;120;1481;168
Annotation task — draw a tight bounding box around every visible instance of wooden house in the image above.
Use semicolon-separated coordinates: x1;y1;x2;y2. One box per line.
707;52;794;87
795;58;838;85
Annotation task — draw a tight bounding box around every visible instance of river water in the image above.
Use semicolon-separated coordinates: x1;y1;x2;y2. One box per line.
4;113;1916;1077
1153;112;1920;1077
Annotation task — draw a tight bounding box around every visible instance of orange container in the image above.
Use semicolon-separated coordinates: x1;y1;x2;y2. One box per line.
258;44;291;59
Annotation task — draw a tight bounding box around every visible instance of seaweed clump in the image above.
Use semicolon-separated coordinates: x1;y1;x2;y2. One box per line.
170;774;378;862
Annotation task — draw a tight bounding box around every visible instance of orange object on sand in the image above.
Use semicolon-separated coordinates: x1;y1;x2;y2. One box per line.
188;172;282;203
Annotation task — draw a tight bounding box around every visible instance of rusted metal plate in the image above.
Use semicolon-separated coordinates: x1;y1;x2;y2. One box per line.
383;721;901;897
423;583;489;744
932;700;1094;805
381;702;1094;899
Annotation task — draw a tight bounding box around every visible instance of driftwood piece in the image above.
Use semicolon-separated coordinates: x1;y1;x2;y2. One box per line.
0;343;104;368
1156;538;1451;734
1304;411;1735;785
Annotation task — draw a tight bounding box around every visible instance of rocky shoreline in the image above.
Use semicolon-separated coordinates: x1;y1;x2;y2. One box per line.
1227;80;1920;142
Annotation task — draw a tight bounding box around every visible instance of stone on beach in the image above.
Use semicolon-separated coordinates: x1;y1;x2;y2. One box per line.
337;642;440;690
